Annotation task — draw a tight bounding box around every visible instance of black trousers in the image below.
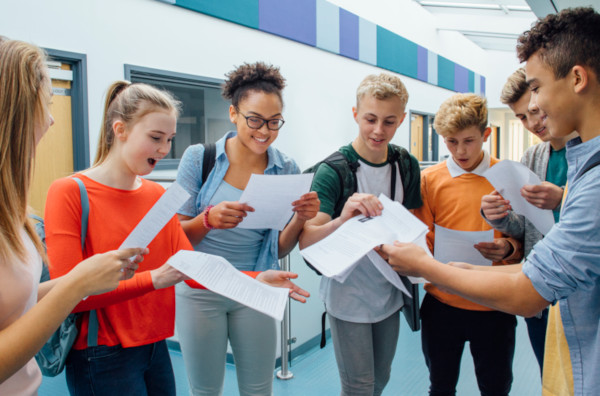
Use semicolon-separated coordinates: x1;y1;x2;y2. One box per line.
421;293;516;396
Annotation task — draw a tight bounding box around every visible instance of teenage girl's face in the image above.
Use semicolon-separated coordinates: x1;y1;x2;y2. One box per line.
509;90;550;142
352;95;406;163
229;91;283;155
34;75;55;145
117;110;177;176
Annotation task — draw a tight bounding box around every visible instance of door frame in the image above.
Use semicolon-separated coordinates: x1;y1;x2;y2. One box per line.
45;48;90;171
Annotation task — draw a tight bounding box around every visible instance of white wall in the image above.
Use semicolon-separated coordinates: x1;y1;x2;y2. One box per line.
0;0;523;356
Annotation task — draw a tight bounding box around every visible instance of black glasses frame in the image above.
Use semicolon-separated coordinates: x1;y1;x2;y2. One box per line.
237;110;285;131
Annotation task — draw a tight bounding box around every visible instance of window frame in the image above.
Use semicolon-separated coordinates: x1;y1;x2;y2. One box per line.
124;64;225;170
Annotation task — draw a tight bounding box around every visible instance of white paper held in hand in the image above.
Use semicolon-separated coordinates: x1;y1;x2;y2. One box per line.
119;182;191;254
482;160;555;235
167;250;289;321
237;173;314;231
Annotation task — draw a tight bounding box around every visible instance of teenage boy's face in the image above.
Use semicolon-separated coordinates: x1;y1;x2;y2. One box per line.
353;95;406;161
444;125;491;172
509;91;550;142
526;51;576;138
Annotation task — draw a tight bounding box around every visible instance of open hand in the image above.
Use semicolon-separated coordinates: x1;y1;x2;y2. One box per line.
256;270;310;303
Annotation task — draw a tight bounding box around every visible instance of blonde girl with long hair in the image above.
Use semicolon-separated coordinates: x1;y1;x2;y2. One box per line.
0;37;145;395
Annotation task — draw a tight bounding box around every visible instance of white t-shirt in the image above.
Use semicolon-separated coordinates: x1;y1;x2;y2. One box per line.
320;159;405;323
0;229;43;396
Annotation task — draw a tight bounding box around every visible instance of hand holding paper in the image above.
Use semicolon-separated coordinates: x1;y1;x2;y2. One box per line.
482;160;555;234
238;174;314;230
168;250;291;321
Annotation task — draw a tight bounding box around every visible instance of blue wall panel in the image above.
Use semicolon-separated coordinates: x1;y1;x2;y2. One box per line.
166;0;484;94
175;0;259;28
316;0;339;53
438;55;455;91
259;0;316;46
377;26;418;80
339;8;359;60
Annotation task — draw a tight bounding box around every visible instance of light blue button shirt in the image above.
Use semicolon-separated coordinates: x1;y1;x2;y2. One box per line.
176;131;300;271
522;135;600;396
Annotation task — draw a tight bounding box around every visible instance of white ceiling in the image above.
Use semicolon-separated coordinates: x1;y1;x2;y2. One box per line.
413;0;600;51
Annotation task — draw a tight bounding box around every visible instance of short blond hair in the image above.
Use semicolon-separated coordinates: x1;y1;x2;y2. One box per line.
356;73;409;109
500;68;528;105
434;93;488;137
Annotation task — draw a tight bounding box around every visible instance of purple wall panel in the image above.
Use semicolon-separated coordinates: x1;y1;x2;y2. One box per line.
339;8;359;60
454;64;469;93
417;46;428;82
259;0;317;46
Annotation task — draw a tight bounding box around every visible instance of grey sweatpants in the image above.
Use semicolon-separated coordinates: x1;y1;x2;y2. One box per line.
175;284;277;396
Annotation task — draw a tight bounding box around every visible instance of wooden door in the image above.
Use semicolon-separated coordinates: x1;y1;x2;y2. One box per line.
29;62;75;216
410;114;424;161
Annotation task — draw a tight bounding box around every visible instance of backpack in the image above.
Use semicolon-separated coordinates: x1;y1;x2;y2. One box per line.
34;177;99;377
304;145;422;340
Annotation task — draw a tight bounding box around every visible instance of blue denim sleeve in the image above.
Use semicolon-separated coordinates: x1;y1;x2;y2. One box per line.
176;144;204;218
522;172;600;303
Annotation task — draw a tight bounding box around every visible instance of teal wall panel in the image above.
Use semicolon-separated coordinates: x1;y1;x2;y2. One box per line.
175;0;259;28
376;26;418;80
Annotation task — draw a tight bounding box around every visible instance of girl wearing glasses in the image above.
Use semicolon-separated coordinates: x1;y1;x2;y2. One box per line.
175;62;319;396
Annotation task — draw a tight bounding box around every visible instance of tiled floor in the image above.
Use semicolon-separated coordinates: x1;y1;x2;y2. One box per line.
39;317;541;395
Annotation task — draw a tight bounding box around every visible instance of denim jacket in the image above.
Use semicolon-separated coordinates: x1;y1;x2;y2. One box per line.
176;131;300;271
522;135;600;396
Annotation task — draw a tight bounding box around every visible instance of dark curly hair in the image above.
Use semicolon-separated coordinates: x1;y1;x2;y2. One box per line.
517;7;600;79
222;62;286;108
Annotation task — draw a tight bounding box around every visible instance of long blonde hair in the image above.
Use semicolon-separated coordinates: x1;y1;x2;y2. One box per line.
0;38;48;262
94;81;181;165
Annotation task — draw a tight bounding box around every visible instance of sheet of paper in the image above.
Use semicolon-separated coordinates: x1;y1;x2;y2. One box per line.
366;250;411;297
434;224;494;266
300;193;429;282
482;160;555;235
119;182;190;250
237;173;314;231
408;230;430;284
167;250;289;321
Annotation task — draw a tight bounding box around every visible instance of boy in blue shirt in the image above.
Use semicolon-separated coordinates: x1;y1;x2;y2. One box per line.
381;7;600;396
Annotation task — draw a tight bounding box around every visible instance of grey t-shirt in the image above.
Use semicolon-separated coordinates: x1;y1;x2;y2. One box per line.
316;147;405;323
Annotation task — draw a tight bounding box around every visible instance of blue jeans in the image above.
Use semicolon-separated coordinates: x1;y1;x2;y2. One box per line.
329;311;400;396
524;308;548;376
65;340;175;396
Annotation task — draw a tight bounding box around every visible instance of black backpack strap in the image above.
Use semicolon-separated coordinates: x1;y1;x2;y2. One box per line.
582;157;600;176
202;143;217;185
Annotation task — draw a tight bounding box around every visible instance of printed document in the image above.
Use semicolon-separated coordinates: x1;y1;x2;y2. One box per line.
433;224;494;266
120;182;190;250
238;173;314;231
300;194;429;283
482;160;555;235
167;250;289;321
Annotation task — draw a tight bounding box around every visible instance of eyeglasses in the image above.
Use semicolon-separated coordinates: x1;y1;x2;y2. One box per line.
237;111;285;131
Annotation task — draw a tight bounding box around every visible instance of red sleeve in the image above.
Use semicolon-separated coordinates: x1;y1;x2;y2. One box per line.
45;177;155;312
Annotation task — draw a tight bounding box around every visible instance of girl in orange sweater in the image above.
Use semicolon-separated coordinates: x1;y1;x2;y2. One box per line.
45;80;308;396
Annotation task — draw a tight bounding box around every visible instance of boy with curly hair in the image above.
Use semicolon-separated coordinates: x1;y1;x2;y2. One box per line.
381;8;600;395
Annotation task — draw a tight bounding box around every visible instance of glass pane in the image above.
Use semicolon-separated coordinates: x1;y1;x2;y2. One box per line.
130;76;233;160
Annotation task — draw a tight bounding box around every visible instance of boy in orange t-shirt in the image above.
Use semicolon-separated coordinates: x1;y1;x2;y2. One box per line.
413;93;522;396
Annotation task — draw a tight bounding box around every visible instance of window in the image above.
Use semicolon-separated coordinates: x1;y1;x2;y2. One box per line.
125;65;233;169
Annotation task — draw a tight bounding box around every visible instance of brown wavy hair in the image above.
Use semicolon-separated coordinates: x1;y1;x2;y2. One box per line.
0;38;48;262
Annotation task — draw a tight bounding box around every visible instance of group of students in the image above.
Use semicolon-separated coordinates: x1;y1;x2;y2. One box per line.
0;6;599;396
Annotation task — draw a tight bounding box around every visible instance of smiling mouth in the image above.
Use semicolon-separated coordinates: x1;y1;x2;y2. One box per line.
253;136;268;143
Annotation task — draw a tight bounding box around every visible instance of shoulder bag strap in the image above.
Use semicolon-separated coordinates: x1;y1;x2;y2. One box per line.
72;177;98;347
